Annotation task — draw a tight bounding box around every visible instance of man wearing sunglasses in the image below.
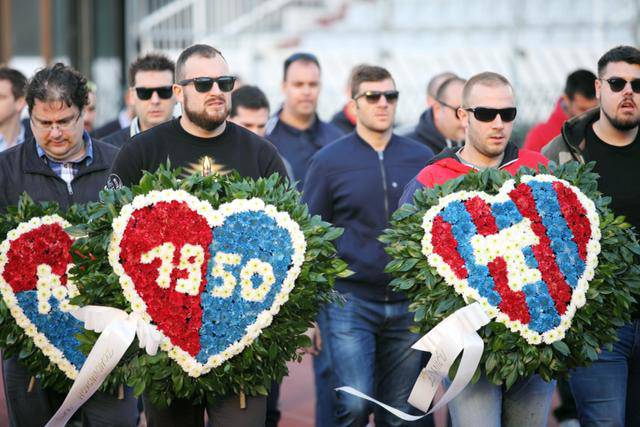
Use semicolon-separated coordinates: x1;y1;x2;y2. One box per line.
109;44;287;426
543;45;640;427
0;63;138;425
103;54;176;147
303;65;434;427
405;75;466;155
110;44;287;192
400;72;550;427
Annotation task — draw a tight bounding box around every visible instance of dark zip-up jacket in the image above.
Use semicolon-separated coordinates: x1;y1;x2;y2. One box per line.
303;132;433;302
400;144;548;206
404;108;460;155
0;137;118;211
541;108;600;165
265;110;343;191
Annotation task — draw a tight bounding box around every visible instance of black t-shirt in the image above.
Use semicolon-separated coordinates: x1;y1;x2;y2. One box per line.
110;118;288;187
585;124;640;230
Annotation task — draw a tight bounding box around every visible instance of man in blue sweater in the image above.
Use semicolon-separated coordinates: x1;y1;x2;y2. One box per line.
303;65;434;426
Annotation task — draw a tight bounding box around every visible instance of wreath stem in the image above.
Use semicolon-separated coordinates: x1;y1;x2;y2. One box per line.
27;376;35;393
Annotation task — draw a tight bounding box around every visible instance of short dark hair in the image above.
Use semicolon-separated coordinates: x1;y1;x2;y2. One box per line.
350;65;394;98
25;62;88;114
128;53;175;86
175;44;225;82
0;67;27;99
564;69;596;100
462;72;512;107
283;52;320;81
597;45;640;77
230;85;269;117
435;76;466;102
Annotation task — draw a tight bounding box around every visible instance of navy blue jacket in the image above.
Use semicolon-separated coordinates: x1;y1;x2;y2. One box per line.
266;111;342;191
302;132;434;302
0;137;118;211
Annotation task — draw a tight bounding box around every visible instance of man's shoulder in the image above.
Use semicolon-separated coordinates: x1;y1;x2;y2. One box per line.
129;119;176;145
92;138;120;160
103;127;130;148
392;133;434;156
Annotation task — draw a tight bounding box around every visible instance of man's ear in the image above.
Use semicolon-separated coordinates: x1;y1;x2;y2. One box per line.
594;78;602;101
173;84;184;104
457;108;469;128
15;96;26;113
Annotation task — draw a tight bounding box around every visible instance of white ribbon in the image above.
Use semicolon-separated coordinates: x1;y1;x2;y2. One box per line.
45;306;162;427
336;302;490;421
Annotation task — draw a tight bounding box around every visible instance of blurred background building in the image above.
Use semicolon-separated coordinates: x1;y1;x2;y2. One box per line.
1;0;640;142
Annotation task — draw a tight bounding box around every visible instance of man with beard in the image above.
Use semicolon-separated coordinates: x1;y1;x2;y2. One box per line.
108;46;287;426
110;44;286;187
543;45;640;427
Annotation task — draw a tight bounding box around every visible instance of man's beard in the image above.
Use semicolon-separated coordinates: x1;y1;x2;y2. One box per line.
603;106;640;131
184;97;229;131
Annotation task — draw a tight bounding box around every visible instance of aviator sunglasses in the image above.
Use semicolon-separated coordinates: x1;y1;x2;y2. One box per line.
601;77;640;93
178;76;237;93
135;86;173;100
353;90;400;104
463;107;517;122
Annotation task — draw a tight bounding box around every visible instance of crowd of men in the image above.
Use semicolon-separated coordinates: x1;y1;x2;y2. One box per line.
0;43;639;427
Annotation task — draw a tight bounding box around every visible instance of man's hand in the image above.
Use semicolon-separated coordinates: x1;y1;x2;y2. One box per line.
302;323;322;355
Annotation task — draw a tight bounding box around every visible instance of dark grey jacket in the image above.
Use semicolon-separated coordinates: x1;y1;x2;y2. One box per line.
541;108;600;165
0;138;118;211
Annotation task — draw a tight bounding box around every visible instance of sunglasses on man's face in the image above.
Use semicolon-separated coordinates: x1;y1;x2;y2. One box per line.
135;86;173;100
463;107;517;123
178;76;236;93
353;90;400;104
601;77;640;93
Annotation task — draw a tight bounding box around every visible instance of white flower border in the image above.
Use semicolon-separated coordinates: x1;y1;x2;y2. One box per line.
0;215;80;379
109;190;307;377
421;175;601;345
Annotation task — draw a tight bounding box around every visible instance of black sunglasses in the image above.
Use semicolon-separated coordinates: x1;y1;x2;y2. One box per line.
601;77;640;93
353;90;400;104
135;86;173;100
436;98;460;112
178;76;236;93
463;107;517;122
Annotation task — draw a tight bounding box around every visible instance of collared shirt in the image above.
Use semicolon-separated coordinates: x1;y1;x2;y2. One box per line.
36;131;94;194
129;117;141;137
0;123;26;152
265;108;342;190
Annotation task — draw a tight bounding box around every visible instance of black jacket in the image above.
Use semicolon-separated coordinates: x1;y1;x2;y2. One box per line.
330;108;355;135
404;108;454;155
0;138;118;211
103;126;130;148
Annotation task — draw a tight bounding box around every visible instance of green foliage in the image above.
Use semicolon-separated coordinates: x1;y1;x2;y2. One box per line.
73;165;347;406
381;162;640;387
0;194;120;394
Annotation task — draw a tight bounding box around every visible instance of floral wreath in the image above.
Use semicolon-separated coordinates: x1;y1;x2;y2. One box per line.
382;162;640;387
72;166;348;406
0;196;127;394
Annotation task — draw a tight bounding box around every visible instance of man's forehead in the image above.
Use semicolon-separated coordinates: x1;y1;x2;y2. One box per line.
32;99;78;116
442;81;464;102
358;78;395;91
602;61;640;78
134;70;174;86
467;83;514;106
285;61;320;81
183;55;228;78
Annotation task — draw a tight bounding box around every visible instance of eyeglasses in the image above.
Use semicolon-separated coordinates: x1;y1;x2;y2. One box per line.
31;112;81;132
601;77;640;93
135;86;174;100
436;98;460;112
178;76;236;93
353;90;400;104
463;107;517;122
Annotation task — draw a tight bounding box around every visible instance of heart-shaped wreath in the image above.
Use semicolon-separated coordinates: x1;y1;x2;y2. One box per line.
0;196;128;394
382;162;640;388
71;165;348;406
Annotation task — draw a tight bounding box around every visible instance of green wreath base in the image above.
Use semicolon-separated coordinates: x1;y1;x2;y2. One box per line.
381;162;640;388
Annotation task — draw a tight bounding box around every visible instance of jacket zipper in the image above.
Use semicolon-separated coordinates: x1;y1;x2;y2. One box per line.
378;150;390;301
378;151;389;219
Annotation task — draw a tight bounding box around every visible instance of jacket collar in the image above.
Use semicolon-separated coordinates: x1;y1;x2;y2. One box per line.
429;143;520;170
415;108;448;151
23;137;111;177
559;107;600;161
